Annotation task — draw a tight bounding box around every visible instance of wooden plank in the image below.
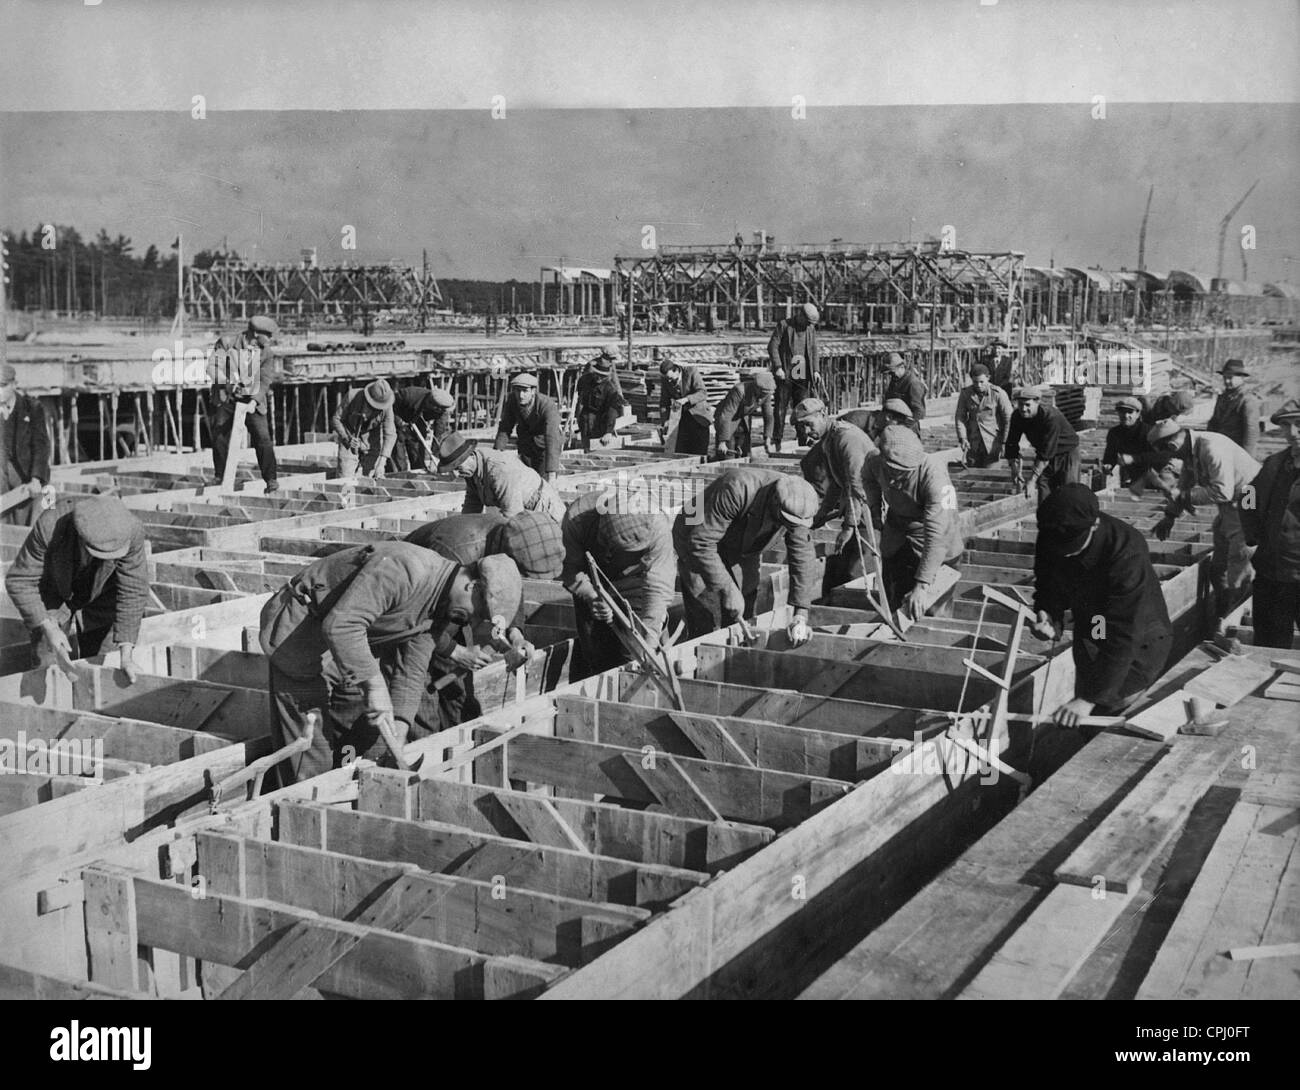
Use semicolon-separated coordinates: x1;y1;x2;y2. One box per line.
622;752;724;822
495;793;591;853
1055;738;1240;896
282;800;707;910
1184;655;1277;707
0;962;147;1000
666;711;756;767
82;867;140;992
1125;688;1191;743
958;883;1131;1000
1239;771;1300;809
1227;942;1300;961
1263;677;1300;703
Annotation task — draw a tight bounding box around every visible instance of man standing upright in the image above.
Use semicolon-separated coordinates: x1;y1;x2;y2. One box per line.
576;349;628;450
954;363;1012;468
883;352;927;423
659;360;712;455
1005;386;1080;501
1241;400;1300;648
0;363;51;526
209;315;280;492
768;302;819;450
1207;359;1262;459
496;372;563;482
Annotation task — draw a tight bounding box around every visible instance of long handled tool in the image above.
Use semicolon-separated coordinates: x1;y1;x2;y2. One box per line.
586;552;685;709
845;497;909;641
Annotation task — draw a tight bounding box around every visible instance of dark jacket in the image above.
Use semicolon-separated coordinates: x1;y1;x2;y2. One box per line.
1102;421;1152;484
393;388;453;442
1207;387;1262;459
675;466;818;611
714;382;774;447
210;332;279;416
767;319;818;382
660;365;712;427
576;372;627;441
496;393;563;475
261;542;459;724
885;370;928;421
1241;448;1300;583
1033;513;1172;707
863;451;964;585
811;420;877;528
332;389;397;460
1005;403;1079;464
5;505;149;645
1;393;51;485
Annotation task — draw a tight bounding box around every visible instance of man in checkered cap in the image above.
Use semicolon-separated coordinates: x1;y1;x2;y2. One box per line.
560;489;675;677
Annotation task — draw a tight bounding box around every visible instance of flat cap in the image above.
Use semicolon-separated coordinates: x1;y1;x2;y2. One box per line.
1155;389;1196;417
73;496;139;560
1147;418;1185;445
883;398;914;419
428;387;455;410
363;379;394;410
0;363;15;384
436;431;477;471
880;424;925;470
969;363;990;378
478;554;523;630
248;315;278;337
659;360;682;376
597;510;666;556
509;372;539;389
772;476;819;528
886;352;906;367
1012;385;1043;401
793;397;827;421
1037;483;1100;555
801;303;820;323
1114;395;1143;413
750;370;776;394
493;512;564;579
1270;398;1300;425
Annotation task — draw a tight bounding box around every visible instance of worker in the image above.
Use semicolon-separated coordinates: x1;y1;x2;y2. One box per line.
1241;400;1300;648
1140;387;1196;428
438;431;566;522
560;489;675;678
767;302;819;450
259;542;523;783
1030;484;1173;725
673;466;819;642
0;362;51;527
862;425;964;621
391;384;455;472
332;379;396;478
1207;359;1262;459
5;495;147;682
714;369;776;460
209;315;281;492
954;363;1012;468
881;398;921;438
1101;396;1150;487
658;360;712;456
1005;386;1080;502
576;349;628;450
1148;419;1262;653
837;406;880;438
883;352;927;423
792;398;879;596
495;372;563;482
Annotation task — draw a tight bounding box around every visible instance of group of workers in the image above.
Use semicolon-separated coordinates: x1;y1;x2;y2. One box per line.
4;315;1297;791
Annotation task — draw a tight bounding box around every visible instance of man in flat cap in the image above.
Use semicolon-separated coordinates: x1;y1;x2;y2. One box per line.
954;363;1012;468
862;425;964;621
1005;385;1080;502
576;348;629;451
714;369;776;460
767;302;820;450
0;362;51;526
1140;387;1196;430
1207;359;1262;459
881;397;922;438
495;372;563;482
883;352;928;425
793;397;880;595
1102;395;1151;488
5;495;148;682
674;466;819;644
1148;418;1261;652
561;489;675;677
332;378;397;478
209;314;281;492
391;383;456;472
1030;484;1172;726
659;360;713;455
1240;399;1300;648
259;542;524;783
439;431;566;522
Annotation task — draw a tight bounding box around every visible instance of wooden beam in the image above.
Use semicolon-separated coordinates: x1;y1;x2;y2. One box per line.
621;752;724;822
82;866;140;992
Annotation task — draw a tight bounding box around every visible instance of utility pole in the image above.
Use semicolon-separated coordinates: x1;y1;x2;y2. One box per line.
1137;184;1154;272
0;232;9;367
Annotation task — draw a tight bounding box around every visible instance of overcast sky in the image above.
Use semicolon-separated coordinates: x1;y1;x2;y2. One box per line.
0;0;1295;282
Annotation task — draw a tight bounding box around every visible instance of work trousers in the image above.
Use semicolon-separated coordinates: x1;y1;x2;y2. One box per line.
212;406;278;486
963;436;1002;469
1032;448;1081;503
675;542;761;639
672;414;712;456
337;441;385;478
714;420;755;461
1076;629;1172;717
1210;502;1253;619
773;378;810;449
1250;574;1300;649
390;422;429;472
571;597;635;680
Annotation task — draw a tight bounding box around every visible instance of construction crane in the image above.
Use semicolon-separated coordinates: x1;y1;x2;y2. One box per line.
1216;180;1259;281
1137;185;1154;272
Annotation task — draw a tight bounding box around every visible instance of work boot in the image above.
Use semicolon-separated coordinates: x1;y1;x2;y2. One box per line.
264;481;280;496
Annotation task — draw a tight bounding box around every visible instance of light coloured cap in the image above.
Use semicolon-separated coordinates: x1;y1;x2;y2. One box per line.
750;370;776;394
363;379;394;410
880;424;925;470
886;352;905;367
73;496;139;560
429;387;455;409
772;476;819;528
883;398;913;419
793;397;827;421
510;372;539;389
1114;396;1142;413
478;554;523;627
1012;385;1043;402
248;315;278;337
801;303;819;323
1147;419;1185;445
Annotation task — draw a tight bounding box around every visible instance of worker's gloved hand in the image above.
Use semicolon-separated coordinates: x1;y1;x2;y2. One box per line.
451;644;495;671
590;598;614;623
720;583;746;624
1053;696;1096;728
1154;514;1176;541
503;640;533;672
901;585;929;622
786;612;812;648
1029;610;1061;642
117;642;139;685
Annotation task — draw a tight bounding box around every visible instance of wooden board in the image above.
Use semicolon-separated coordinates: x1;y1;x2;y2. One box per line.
1264;677;1300;703
1125;688;1191;743
1184;655;1277;708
